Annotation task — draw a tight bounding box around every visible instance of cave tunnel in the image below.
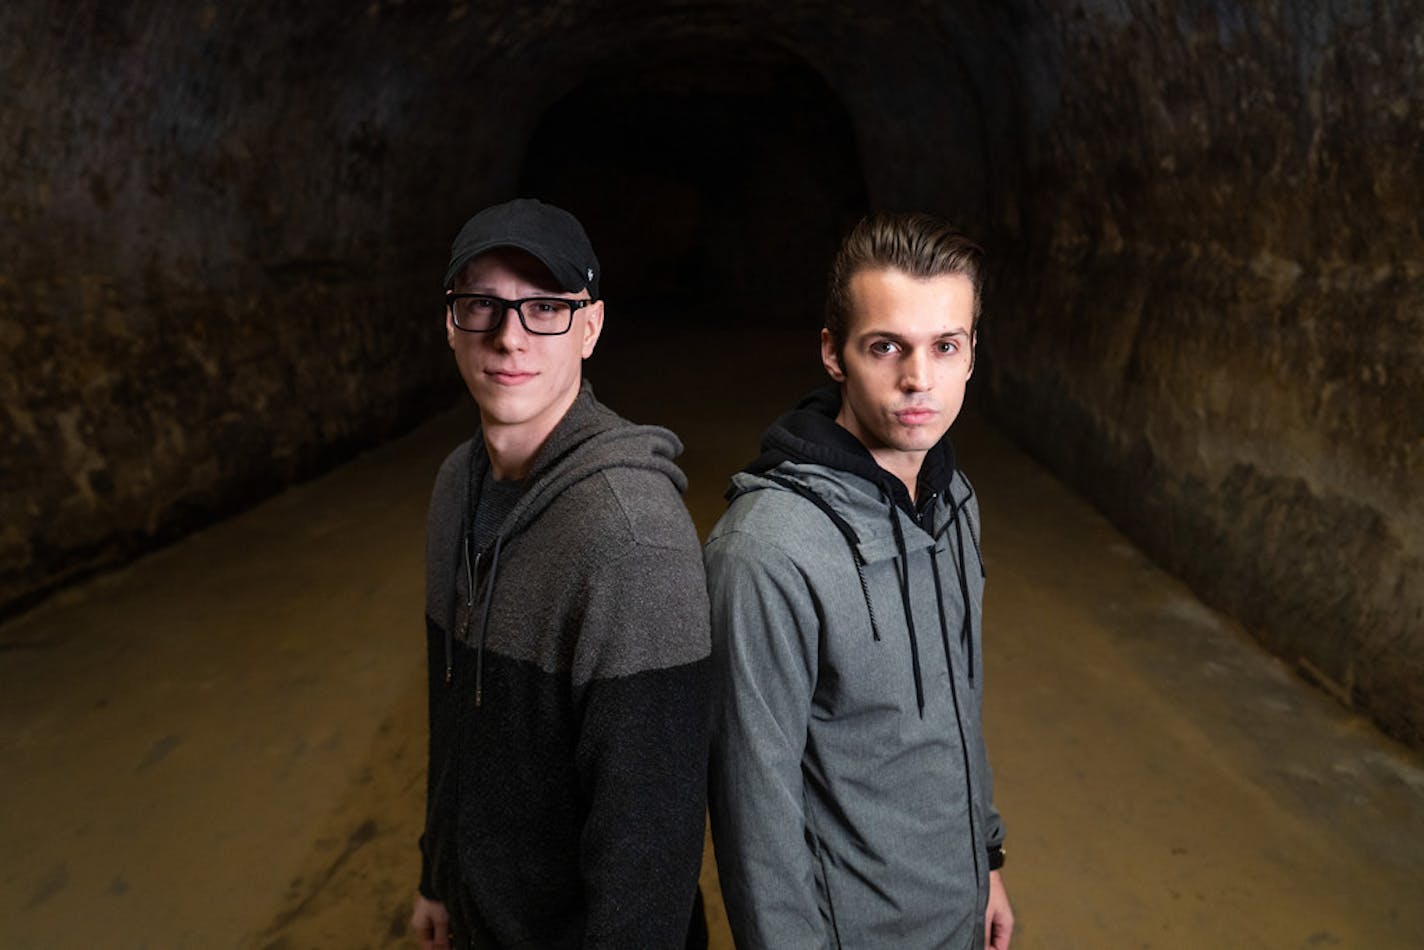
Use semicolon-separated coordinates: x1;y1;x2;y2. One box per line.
519;57;869;329
2;1;1422;946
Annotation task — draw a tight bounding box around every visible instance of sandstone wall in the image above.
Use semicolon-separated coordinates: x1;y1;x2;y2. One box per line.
0;4;498;612
982;1;1424;746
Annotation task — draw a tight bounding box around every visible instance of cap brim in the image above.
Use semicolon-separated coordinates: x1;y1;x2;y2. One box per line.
444;239;586;293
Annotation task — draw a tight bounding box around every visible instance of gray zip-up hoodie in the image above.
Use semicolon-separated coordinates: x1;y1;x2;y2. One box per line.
705;386;1004;950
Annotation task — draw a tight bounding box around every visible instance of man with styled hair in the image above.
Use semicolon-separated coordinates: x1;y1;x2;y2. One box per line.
706;211;1015;949
410;198;711;950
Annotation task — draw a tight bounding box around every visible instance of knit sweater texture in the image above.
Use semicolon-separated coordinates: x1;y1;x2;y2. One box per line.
705;386;1005;950
420;382;711;949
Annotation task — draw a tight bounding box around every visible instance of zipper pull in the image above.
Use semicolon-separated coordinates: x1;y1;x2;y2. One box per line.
463;542;476;608
917;491;937;527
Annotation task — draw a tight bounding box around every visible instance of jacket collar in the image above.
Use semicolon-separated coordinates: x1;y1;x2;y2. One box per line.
742;384;959;519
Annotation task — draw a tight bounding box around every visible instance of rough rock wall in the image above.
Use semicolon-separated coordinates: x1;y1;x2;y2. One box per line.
0;3;518;614
0;0;995;617
983;1;1424;746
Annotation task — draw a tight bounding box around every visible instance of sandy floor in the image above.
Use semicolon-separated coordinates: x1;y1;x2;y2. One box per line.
3;328;1422;949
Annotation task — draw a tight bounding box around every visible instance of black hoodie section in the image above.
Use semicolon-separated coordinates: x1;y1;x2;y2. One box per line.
742;384;956;524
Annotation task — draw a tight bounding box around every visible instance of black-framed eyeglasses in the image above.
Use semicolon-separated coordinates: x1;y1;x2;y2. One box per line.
446;293;592;336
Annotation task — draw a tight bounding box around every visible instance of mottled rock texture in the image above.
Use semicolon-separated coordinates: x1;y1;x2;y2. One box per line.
2;1;1420;747
0;4;466;611
983;2;1424;748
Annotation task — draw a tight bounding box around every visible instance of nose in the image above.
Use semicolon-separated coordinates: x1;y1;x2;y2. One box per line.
489;302;529;350
901;348;931;392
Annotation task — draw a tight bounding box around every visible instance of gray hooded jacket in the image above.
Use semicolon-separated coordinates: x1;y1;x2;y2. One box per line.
705;386;1004;950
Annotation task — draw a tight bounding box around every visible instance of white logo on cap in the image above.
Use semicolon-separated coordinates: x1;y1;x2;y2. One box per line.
586;267;594;282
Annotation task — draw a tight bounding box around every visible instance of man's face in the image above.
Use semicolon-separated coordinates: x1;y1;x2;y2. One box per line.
821;267;976;479
446;248;603;438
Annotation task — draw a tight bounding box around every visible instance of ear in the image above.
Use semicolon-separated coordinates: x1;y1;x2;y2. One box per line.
820;327;845;382
579;300;605;359
967;330;977;379
445;305;457;349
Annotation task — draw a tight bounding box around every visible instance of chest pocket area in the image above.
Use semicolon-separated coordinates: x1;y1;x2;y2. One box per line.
813;535;932;717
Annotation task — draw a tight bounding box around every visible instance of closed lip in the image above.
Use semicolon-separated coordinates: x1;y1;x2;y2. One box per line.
894;407;937;423
486;368;536;384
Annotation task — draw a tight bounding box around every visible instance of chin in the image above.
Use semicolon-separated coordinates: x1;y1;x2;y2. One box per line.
894;429;951;452
473;390;535;422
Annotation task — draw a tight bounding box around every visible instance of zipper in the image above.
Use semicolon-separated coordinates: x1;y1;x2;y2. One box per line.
449;542;480;685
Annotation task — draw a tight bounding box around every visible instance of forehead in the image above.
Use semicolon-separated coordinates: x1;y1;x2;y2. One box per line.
453;247;562;293
845;267;975;337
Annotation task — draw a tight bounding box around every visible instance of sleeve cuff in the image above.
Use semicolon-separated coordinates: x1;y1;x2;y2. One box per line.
418;834;438;899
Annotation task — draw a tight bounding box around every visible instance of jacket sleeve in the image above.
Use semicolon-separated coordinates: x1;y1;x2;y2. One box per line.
571;545;712;950
418;615;455;900
974;695;1006;855
965;493;1006;856
704;529;827;950
418;447;467;902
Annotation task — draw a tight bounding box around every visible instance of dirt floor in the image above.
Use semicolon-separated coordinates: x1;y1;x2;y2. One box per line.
3;328;1422;949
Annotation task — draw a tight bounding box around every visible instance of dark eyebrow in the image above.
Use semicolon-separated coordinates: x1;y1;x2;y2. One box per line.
862;330;907;344
859;328;971;344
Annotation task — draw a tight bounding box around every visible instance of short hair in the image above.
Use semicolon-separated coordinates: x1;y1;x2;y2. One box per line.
824;212;984;351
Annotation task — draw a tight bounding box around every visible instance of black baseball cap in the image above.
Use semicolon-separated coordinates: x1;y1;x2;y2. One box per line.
444;198;601;298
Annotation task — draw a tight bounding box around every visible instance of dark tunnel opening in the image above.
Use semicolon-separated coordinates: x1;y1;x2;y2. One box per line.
518;57;868;334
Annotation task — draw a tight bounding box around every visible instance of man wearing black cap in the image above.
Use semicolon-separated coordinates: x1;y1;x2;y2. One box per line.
410;199;711;950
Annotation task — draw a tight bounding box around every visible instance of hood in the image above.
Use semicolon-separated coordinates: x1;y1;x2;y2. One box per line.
454;380;687;705
735;383;959;524
491;381;688;541
727;384;981;715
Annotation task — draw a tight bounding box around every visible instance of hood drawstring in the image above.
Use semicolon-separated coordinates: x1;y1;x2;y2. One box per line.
472;533;503;708
453;443;505;708
930;546;953;679
930;502;977;686
943;486;986;685
951;504;975;685
885;498;927;717
447;442;483;688
757;472;929;717
733;384;980;717
457;529;505;708
748;472;985;714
